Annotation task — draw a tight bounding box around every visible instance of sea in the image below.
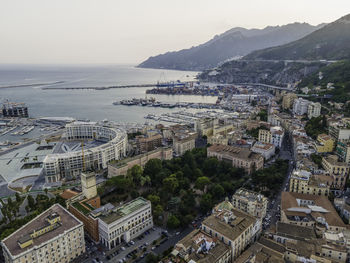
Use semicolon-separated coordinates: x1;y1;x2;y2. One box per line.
0;64;217;123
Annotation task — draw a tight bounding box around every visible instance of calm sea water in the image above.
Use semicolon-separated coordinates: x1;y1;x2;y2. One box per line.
0;64;216;123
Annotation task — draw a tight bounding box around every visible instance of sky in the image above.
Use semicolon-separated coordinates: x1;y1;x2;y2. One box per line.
0;0;349;65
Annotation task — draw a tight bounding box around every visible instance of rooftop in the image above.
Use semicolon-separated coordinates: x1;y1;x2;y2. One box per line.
95;197;150;224
2;204;82;257
233;188;267;203
208;144;262;161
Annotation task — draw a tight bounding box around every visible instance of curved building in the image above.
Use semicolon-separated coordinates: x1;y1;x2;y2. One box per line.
44;122;127;183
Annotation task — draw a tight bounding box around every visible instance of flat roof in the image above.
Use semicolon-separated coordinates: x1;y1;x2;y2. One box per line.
2;204;82;257
98;197;150;224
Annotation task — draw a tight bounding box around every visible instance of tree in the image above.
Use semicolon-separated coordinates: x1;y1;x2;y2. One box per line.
127;165;143;186
143;159;162;179
153;204;164;221
163;174;179;194
210;184;225;200
147;194;160;206
195;176;211;192
167;215;180;229
200;193;213;213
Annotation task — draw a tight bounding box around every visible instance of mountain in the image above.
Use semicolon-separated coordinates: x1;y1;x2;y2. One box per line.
244;14;350;61
138;23;324;71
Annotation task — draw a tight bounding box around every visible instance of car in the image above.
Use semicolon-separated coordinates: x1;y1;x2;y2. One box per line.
152;246;156;250
106;256;111;260
119;260;123;263
176;232;180;235
144;242;149;246
129;241;135;245
121;247;126;251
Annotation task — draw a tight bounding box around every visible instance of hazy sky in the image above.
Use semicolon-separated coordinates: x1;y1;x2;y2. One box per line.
1;0;349;65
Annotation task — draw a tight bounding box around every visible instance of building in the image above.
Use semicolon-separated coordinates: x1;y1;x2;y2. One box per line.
201;202;256;260
81;172;97;199
336;141;350;164
322;155;350;189
1;204;85;263
108;147;172;177
208;134;229;146
207;144;264;175
173;132;197;156
282;93;298;110
44;122;127;183
93;197;153;249
289;170;331;196
2;102;29;118
314;134;334;153
195;118;218;137
171;229;232;263
307;102;321;119
258;129;271;145
251;142;275;160
281;192;346;233
329;118;350;142
293;98;310;116
135;133;162;153
258;126;284;148
232;188;268;218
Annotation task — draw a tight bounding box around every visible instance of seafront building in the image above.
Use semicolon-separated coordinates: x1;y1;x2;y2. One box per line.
1;204;85;263
92;197;153;249
43;121;127;183
207;144;263;174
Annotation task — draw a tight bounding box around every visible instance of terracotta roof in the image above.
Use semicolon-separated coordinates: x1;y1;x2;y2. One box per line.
281;192;346;228
60;189;79;200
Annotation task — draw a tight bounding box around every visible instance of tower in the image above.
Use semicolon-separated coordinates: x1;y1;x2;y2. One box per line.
81;172;97;199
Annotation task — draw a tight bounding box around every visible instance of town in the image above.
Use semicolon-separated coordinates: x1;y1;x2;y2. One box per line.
1;78;350;263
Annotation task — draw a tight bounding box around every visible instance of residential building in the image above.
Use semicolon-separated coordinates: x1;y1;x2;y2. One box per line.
329;118;350;142
108;147;172;177
195;118;218;137
289;170;331;196
93;197;153;249
258;126;284;148
282;93;297;110
135;133;162;153
293;98;310;116
171;229;232;263
251;142;275;160
307;102;321;119
336;141;350;164
314;134;334;153
201;201;256;260
173;132;197;156
281;192;346;233
207;144;264;174
1;204;85;263
208;134;229;146
322;155;350;189
44;122;127;183
232;188;268;218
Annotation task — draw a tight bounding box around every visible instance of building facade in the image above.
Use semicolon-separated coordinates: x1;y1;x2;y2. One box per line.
307;102;321;119
293;98;310;116
173;133;196;156
314;134;334;153
251;142;275;160
282;93;298;110
232;188;268;219
289;170;331;196
93;197;153;249
322;155;350;189
135;133;162;153
1;204;85;263
207;144;264;175
44;122;127;183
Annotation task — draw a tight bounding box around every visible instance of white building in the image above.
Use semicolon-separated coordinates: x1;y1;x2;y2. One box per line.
270;126;284;148
92;197;153;249
307;102;321;119
293;98;310;116
44;122;127;183
251;142;275;160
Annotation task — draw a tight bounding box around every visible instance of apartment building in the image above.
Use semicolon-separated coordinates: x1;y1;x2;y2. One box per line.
232;188;268;218
201;201;256;260
173;132;197;156
258;129;271;144
329;118;350;142
135;133;162;153
307;102;321;119
314;134;334;153
322;155;350;189
336;141;350;164
207;144;263;174
258;126;284;148
289;170;331;196
251;142;275;160
93;197;153;249
293;98;310;116
171;229;232;263
282;93;297;110
1;204;85;263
